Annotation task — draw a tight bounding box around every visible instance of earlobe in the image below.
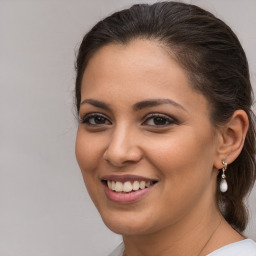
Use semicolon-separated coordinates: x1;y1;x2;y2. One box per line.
214;110;249;169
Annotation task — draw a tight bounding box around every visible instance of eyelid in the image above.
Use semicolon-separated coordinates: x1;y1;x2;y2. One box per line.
79;112;177;127
79;112;112;125
142;113;177;126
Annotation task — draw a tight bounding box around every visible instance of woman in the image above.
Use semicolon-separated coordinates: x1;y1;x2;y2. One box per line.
75;2;256;255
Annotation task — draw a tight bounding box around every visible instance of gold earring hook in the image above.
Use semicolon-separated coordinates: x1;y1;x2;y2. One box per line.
221;160;227;178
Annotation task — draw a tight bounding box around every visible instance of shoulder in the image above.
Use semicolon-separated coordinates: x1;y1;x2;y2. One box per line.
107;240;256;256
207;239;256;256
108;243;124;256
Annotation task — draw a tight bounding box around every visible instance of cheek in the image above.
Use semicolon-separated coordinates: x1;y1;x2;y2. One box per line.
146;126;216;184
75;129;105;207
75;129;102;180
141;130;216;223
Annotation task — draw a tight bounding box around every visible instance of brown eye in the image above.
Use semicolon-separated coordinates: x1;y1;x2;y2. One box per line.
152;117;168;125
93;116;107;124
81;113;111;126
143;114;176;127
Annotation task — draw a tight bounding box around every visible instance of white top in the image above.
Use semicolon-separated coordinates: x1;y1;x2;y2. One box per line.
108;239;256;256
207;239;256;256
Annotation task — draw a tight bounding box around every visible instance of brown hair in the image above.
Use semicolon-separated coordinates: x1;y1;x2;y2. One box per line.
75;2;256;232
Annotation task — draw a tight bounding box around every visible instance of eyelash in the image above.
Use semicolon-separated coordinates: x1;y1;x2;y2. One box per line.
80;113;111;126
142;113;177;127
80;113;177;127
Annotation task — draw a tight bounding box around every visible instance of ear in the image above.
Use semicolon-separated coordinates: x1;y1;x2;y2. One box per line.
213;110;249;169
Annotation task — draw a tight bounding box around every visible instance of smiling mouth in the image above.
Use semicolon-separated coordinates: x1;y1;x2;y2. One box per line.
102;180;158;193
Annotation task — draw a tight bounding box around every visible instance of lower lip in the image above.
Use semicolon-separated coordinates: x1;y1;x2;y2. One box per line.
103;184;154;204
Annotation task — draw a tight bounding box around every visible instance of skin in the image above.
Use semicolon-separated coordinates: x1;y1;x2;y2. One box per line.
75;39;248;256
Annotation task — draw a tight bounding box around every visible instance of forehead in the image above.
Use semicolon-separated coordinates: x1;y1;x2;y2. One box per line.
85;40;172;75
82;39;187;92
80;39;209;116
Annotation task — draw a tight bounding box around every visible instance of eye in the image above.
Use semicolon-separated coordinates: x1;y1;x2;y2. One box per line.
142;113;176;127
80;113;111;126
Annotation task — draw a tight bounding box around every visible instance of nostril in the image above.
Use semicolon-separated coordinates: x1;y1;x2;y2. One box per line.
103;139;143;167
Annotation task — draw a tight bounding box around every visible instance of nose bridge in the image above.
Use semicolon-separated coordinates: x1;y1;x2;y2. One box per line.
112;123;131;148
103;122;142;166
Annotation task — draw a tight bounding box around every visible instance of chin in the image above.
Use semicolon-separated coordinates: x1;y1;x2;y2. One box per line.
104;220;149;236
99;209;157;236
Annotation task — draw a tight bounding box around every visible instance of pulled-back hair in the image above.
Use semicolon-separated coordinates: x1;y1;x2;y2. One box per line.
75;1;256;232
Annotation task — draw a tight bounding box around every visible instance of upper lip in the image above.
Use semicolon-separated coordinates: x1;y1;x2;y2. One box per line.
100;174;158;182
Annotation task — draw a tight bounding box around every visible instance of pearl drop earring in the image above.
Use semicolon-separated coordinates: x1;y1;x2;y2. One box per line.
220;160;228;193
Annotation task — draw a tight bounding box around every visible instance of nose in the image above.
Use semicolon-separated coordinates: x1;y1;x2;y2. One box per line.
103;125;143;167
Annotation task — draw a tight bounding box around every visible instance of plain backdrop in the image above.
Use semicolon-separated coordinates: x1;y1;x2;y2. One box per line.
0;0;255;255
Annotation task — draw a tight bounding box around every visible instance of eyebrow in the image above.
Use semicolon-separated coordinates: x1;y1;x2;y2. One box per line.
133;99;186;112
80;98;186;112
80;99;111;111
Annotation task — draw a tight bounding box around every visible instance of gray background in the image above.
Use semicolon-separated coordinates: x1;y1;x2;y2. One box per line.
0;0;255;255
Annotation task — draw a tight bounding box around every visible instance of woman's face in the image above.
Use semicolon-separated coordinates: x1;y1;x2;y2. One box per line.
76;39;220;235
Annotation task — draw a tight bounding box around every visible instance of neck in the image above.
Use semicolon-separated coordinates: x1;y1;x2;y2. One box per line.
123;202;224;256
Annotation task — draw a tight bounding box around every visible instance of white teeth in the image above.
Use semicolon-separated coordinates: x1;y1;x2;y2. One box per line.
115;181;123;192
140;181;146;189
106;180;154;192
107;180;112;189
111;181;116;191
132;181;140;191
123;181;133;192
